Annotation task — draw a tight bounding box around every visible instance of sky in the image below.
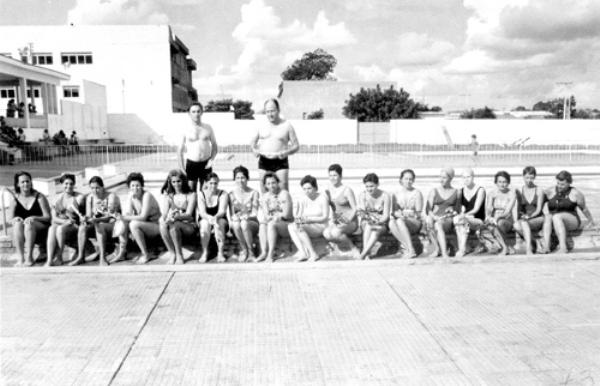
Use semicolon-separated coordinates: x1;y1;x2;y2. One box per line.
1;0;599;110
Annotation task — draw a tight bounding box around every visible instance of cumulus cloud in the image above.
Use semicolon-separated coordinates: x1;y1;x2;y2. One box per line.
195;0;356;103
67;0;169;24
393;32;455;66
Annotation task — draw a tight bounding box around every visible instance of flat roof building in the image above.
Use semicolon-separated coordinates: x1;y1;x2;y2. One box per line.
0;25;197;116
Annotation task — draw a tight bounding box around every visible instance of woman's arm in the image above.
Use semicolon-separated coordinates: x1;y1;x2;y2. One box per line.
197;193;210;220
574;189;596;228
159;194;171;222
414;190;424;218
215;192;229;220
250;191;259;218
280;191;293;221
529;187;545;218
379;192;391;224
485;190;494;220
345;186;358;221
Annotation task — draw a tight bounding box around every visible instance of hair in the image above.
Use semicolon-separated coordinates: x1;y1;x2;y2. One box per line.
300;175;318;190
441;167;455;179
233;165;249;180
14;171;32;194
400;169;415;181
262;172;279;185
264;98;280;111
522;166;537;176
556;170;573;184
60;173;76;184
328;163;342;176
126;172;145;187
188;102;203;112
494;170;511;184
206;172;219;183
88;176;104;187
471;134;477;138
161;169;191;195
363;173;379;185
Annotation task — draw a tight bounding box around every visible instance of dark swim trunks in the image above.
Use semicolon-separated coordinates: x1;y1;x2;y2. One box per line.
258;155;289;172
185;159;212;187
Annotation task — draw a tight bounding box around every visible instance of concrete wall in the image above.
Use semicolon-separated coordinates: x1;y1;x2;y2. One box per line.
107;112;359;146
389;120;600;145
358;122;390;144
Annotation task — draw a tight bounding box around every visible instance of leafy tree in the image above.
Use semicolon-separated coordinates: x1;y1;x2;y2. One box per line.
430;106;442;112
532;96;576;119
205;99;233;112
572;108;600;119
460;106;496;119
416;104;442;112
514;106;527;111
342;85;420;122
204;98;254;119
305;109;324;119
232;100;254;119
281;49;337;81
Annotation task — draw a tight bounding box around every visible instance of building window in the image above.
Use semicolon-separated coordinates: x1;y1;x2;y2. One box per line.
1;89;16;98
26;89;41;98
32;54;53;65
60;52;93;65
63;86;80;98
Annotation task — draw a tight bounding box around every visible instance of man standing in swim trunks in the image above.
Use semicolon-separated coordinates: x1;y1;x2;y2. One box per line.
250;99;299;192
178;102;218;192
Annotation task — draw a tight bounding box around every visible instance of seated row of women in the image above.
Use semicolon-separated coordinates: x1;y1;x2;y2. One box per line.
7;164;597;266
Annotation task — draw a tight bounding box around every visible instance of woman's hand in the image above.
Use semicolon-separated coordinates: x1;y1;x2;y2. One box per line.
11;217;23;224
23;217;35;226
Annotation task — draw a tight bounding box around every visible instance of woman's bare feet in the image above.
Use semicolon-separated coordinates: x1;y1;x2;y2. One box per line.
137;254;150;264
216;253;226;263
198;252;208;263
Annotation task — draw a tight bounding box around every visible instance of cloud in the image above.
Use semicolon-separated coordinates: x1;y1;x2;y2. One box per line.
67;0;169;24
195;0;356;103
393;32;455;66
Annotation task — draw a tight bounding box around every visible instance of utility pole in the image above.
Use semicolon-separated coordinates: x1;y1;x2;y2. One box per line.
556;81;572;120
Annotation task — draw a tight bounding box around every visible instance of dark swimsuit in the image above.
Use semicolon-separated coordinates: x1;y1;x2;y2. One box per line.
518;188;543;218
258;156;289;172
432;188;458;217
185;159;212;188
461;187;485;221
547;187;580;226
15;192;43;219
201;190;228;231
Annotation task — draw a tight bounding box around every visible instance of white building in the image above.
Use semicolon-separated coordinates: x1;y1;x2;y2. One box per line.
0;25;197;143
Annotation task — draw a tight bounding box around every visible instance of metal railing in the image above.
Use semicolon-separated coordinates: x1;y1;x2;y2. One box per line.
1;143;600;170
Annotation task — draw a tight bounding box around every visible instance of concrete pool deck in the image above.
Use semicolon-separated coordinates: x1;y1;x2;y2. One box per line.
2;257;600;385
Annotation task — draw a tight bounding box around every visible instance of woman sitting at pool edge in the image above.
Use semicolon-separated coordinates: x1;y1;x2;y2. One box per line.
229;165;260;262
288;175;330;262
159;169;197;265
46;173;85;266
542;170;597;254
114;172;161;264
8;171;51;266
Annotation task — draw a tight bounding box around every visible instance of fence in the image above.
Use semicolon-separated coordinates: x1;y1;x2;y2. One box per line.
2;143;600;170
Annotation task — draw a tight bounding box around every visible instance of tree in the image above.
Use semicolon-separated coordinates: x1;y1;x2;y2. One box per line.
205;98;232;112
342;85;419;122
204;98;254;119
281;49;337;81
305;109;324;119
532;96;576;119
460;106;496;119
514;106;527;111
232;100;254;119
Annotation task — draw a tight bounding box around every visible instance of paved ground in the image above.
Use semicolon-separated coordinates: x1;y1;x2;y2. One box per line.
2;259;600;385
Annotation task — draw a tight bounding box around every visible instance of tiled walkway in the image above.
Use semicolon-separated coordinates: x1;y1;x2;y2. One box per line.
2;260;600;385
